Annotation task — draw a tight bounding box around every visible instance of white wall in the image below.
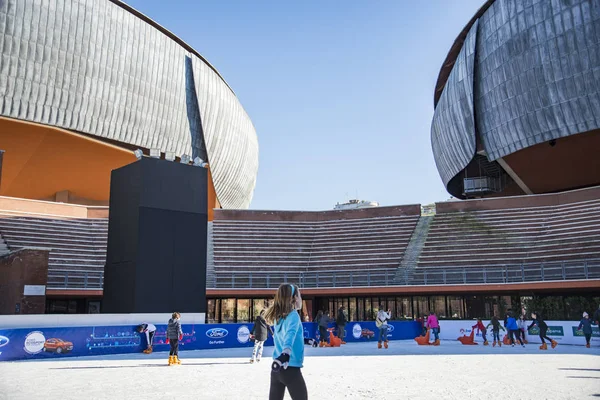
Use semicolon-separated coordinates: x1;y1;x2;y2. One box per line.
0;313;205;329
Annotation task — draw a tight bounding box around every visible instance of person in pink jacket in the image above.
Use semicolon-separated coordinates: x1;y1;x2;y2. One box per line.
427;312;440;345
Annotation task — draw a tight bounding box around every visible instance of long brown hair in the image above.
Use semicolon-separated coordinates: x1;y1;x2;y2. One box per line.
265;283;298;324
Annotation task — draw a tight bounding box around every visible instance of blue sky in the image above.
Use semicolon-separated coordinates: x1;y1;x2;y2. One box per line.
124;0;485;210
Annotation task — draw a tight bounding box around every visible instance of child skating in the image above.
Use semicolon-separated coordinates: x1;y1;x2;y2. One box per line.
486;315;505;347
427;311;440;346
250;309;273;363
578;312;593;348
505;310;525;347
266;283;308;400
528;312;557;350
376;306;392;349
517;315;528;344
166;312;183;365
136;323;156;353
472;318;488;345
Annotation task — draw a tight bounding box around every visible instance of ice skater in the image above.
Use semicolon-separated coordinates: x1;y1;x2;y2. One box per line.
336;305;348;344
471;318;488;345
317;310;333;347
376;306;392;349
517;315;528;344
427;311;440;346
505;310;525;347
486;315;505;347
136;323;156;353
528;312;557;350
166;312;183;365
578;312;593;348
250;309;273;363
266;283;308;400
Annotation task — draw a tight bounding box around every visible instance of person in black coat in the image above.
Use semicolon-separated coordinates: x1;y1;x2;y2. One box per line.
336;306;348;344
250;310;272;363
528;312;557;350
578;312;593;348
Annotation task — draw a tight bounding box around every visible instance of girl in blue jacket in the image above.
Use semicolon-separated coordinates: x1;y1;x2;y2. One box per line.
265;283;307;400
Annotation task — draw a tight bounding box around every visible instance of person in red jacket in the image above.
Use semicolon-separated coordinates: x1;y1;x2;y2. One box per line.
472;318;489;345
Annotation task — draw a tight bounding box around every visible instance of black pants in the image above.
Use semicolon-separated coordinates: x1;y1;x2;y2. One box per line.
509;329;523;345
169;339;179;356
269;367;308;400
319;326;328;342
539;328;552;344
584;333;591;344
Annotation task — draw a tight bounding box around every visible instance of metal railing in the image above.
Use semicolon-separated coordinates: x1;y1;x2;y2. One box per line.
214;258;600;289
44;259;600;290
47;270;104;290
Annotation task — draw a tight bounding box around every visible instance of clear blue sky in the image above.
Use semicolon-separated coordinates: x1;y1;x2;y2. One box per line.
124;0;485;210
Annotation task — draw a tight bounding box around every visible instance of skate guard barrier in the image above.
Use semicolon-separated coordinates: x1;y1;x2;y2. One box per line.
0;315;420;362
438;320;599;347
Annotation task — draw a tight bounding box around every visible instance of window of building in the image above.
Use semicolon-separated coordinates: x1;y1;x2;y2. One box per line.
357;297;365;321
221;298;236;323
413;296;429;318
396;297;413;319
207;299;218;323
447;296;465;319
365;298;372;320
348;297;357;321
253;299;268;319
237;299;250;322
430;296;446;318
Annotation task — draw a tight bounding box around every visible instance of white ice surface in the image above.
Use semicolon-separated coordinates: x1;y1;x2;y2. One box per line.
0;340;598;400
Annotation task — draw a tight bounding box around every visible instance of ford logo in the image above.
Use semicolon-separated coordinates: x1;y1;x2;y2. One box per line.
0;336;9;347
206;328;228;338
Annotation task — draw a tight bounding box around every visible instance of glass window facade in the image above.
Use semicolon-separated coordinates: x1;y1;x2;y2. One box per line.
202;294;600;323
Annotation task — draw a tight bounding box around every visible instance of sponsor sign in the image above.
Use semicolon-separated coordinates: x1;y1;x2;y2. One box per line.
571;326;600;337
205;328;228;339
352;324;362;339
0;321;421;362
528;326;564;336
24;331;45;354
237;326;250;344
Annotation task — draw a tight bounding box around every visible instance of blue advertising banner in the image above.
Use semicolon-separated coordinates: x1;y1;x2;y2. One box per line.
0;321;420;362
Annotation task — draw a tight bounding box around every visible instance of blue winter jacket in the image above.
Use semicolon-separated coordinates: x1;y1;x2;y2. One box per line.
505;316;518;330
578;318;593;335
272;311;304;368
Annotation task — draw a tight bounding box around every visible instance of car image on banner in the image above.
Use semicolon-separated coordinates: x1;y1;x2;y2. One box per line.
43;338;74;354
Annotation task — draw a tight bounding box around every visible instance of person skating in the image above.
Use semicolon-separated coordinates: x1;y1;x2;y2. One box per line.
427;312;440;346
376;306;391;349
505;310;525;347
578;312;593;348
528;312;557;350
472;318;488;345
266;284;308;400
517;314;528;344
136;323;156;353
250;309;273;363
317;311;333;347
166;312;183;365
336;305;348;344
486;315;506;347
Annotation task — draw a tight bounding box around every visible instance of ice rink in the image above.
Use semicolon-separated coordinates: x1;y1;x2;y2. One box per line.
1;340;598;400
